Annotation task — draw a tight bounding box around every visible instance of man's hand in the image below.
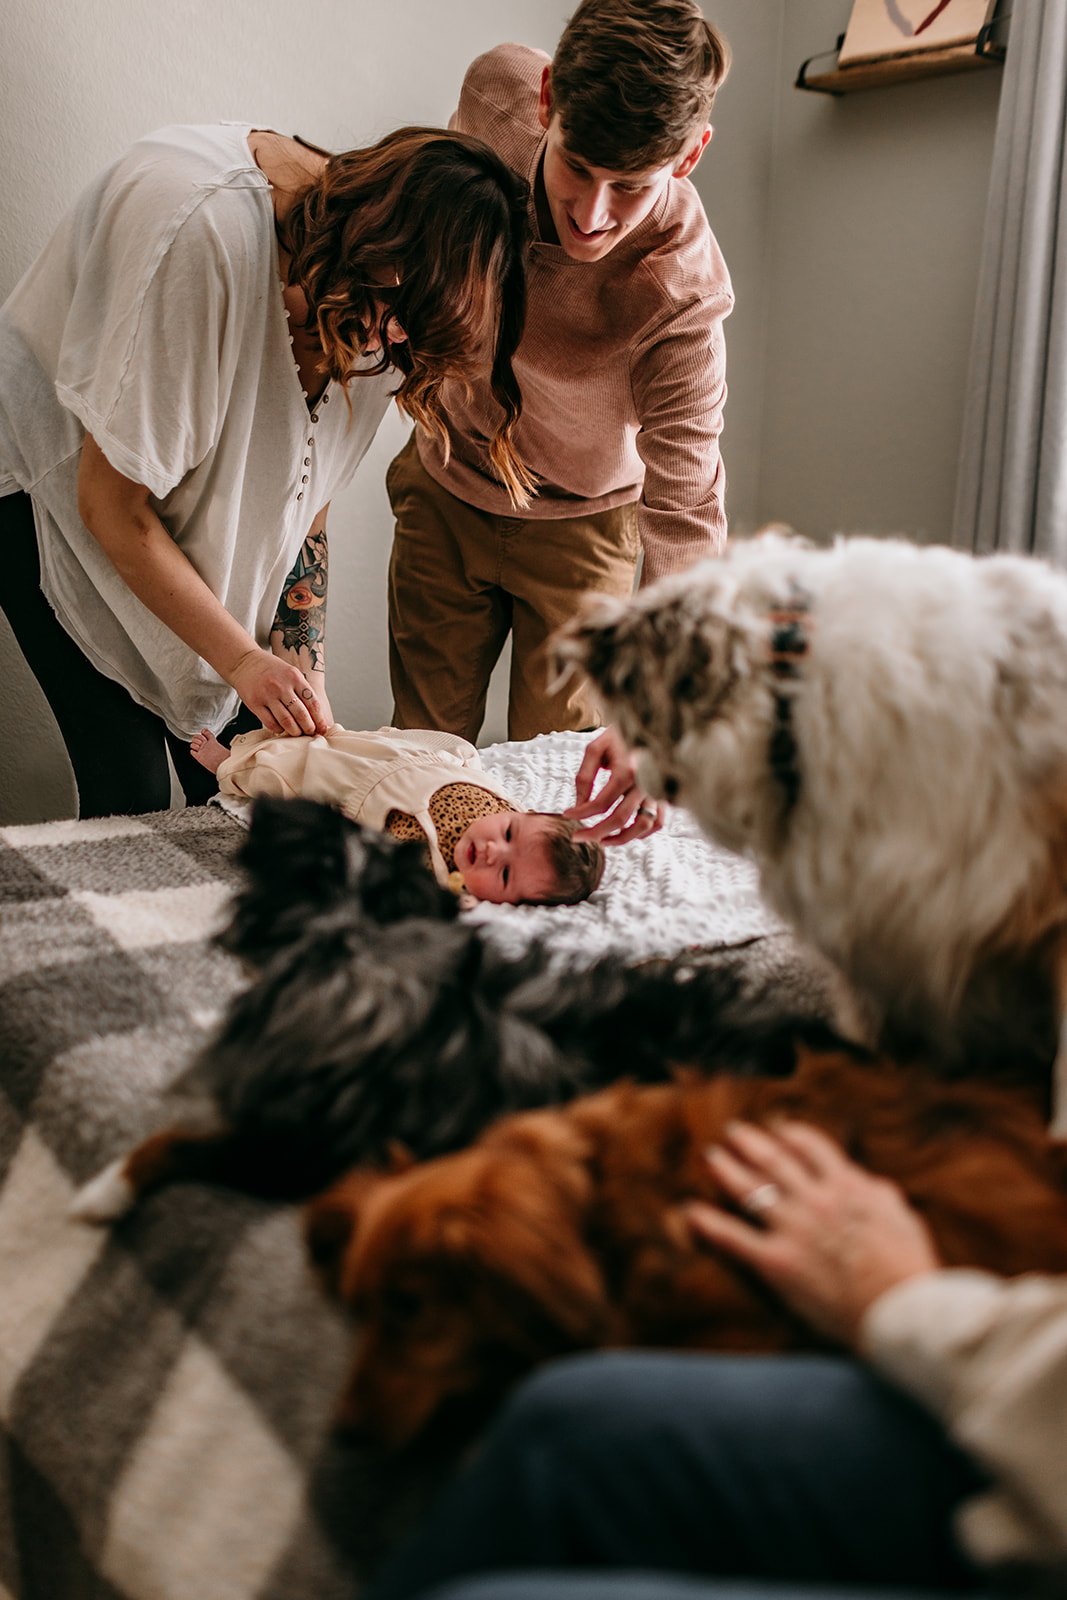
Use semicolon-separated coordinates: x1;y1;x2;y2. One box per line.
564;726;666;845
688;1121;942;1347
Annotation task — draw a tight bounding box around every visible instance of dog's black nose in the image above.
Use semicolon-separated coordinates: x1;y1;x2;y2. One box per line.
663;775;680;802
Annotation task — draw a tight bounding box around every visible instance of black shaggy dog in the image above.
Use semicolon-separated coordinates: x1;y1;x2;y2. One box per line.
74;798;847;1222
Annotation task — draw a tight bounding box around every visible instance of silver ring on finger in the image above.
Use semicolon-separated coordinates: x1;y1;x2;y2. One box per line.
741;1182;781;1219
638;804;656;820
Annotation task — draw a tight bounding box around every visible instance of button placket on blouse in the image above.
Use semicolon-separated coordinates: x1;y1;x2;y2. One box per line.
297;392;329;503
298;418;314;500
299;392;329;500
282;283;316;504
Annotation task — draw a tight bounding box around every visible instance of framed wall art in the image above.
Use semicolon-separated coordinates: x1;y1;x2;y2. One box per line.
837;0;999;67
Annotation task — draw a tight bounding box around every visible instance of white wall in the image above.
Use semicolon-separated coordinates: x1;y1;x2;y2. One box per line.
0;0;1003;822
754;0;1002;541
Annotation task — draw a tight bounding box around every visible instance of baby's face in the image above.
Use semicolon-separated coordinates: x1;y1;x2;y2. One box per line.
454;811;559;904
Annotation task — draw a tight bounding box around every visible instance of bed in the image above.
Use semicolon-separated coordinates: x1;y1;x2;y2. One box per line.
0;731;821;1600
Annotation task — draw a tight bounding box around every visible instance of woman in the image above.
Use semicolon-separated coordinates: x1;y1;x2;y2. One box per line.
0;122;531;816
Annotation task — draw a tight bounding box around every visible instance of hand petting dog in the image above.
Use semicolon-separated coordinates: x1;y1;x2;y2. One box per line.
299;1051;1067;1449
689;1122;942;1347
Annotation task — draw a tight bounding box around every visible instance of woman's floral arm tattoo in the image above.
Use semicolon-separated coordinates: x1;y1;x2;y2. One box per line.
271;510;328;677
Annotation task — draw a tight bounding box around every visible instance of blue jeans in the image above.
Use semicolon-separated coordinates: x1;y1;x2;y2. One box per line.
367;1352;985;1600
419;1581;973;1600
419;1580;979;1600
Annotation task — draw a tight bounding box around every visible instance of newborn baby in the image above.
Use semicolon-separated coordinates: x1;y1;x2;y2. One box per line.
192;724;604;907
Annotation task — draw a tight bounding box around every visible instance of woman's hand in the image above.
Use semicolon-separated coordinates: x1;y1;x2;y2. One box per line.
303;668;334;733
227;647;330;736
564;726;666;845
688;1121;942;1347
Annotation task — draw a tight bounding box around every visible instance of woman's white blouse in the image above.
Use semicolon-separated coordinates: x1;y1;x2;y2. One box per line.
0;122;393;737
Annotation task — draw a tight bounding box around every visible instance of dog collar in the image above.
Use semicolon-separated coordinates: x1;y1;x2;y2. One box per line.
767;583;812;813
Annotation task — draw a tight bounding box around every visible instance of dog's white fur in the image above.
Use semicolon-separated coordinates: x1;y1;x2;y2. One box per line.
557;533;1067;1123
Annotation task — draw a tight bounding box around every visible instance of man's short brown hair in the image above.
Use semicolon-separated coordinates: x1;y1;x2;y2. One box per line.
531;813;606;906
550;0;730;173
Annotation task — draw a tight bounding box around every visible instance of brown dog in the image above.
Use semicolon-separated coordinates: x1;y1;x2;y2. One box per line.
304;1049;1067;1451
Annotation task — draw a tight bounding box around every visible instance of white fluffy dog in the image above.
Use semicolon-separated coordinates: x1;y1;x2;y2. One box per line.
556;533;1067;1126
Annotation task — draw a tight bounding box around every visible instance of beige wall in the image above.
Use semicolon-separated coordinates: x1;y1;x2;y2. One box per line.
0;0;1002;822
752;0;1002;540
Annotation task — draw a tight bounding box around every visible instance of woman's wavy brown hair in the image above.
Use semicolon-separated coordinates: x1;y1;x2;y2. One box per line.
280;127;535;507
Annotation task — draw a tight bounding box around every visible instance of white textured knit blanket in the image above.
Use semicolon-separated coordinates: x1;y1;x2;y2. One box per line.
471;730;783;961
217;729;783;963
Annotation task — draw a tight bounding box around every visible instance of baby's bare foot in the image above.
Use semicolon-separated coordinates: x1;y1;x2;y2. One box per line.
190;728;230;775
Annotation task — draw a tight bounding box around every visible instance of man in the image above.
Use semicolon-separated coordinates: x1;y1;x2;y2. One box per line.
387;0;732;777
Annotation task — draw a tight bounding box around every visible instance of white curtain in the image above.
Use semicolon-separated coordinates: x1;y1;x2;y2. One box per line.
953;0;1067;560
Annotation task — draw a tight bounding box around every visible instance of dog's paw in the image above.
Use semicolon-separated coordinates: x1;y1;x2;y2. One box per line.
70;1159;136;1224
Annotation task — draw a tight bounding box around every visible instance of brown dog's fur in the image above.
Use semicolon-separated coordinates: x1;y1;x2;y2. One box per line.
304;1049;1067;1450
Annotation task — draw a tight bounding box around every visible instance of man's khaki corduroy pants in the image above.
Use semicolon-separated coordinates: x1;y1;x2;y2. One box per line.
387;433;639;743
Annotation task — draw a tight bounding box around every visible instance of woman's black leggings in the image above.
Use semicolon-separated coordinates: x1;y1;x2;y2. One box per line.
0;491;258;817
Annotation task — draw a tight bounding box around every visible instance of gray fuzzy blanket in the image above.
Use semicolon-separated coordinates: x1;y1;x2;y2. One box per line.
0;798;828;1600
0;807;442;1600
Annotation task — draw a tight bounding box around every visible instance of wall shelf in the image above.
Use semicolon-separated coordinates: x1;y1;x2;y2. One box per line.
796;22;1005;96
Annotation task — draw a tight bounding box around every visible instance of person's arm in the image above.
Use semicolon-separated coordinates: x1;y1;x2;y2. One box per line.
689;1121;1067;1562
861;1270;1067;1559
269;503;334;729
564;725;666;845
631;291;731;588
77;436;328;736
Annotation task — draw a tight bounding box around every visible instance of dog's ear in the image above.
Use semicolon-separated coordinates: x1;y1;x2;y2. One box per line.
551;579;751;752
304;1167;389;1298
240;797;355;889
752;522;808;547
549;594;635;700
353;836;459;925
386;1141;415;1174
458;1195;613;1348
550;597;663;754
443;1128;616;1349
218;797;359;965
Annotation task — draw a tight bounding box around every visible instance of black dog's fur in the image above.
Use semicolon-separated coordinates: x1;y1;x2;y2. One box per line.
217;795;459;967
113;798;850;1207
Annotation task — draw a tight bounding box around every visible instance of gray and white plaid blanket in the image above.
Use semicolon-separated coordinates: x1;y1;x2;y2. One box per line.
0;807;444;1600
0;743;804;1600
